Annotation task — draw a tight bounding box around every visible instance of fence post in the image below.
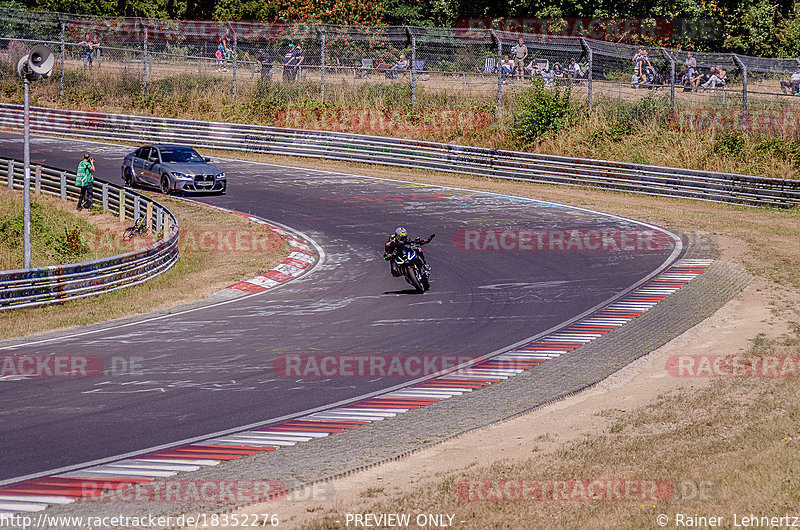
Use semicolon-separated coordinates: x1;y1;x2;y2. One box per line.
142;26;148;94
492;30;501;117
134;195;140;221
58;13;65;99
6;160;12;189
732;54;747;131
146;201;153;231
156;208;163;234
660;47;675;111
320;28;326;102
406;27;416;109
102;183;108;212
34;166;41;194
232;32;238;98
581;38;593;110
119;189;126;221
60;171;66;200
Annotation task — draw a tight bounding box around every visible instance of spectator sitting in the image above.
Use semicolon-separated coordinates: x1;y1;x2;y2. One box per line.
702;65;727;88
542;68;555;87
691;68;711;90
552;63;565;79
567;58;581;79
389;54;409;78
500;55;514;84
525;60;541;78
781;66;800;95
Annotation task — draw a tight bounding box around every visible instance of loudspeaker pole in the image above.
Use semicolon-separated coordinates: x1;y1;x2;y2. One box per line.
23;75;31;268
17;44;54;269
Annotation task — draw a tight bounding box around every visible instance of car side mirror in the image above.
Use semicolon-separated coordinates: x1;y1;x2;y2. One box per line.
204;157;212;162
148;156;158;162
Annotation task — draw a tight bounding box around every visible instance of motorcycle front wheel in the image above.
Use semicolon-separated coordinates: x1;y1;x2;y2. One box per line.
406;268;424;293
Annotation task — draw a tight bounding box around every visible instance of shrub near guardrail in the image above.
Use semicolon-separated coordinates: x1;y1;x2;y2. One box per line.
0;157;179;310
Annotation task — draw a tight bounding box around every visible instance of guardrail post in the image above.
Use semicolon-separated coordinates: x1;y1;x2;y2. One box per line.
146;201;153;231
164;214;170;240
7;160;13;189
60;171;66;200
119;189;126;221
102;183;108;212
156;208;163;234
134;195;140;220
34;166;41;194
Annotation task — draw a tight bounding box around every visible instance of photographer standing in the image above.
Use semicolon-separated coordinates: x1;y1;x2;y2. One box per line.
76;153;95;212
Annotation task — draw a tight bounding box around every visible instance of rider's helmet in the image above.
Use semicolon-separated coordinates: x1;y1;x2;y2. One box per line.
394;227;408;243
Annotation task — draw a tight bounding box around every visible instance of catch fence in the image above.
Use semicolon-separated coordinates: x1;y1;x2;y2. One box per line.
2;9;800;129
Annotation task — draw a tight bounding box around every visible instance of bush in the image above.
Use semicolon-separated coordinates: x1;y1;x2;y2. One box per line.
713;132;746;156
511;80;576;142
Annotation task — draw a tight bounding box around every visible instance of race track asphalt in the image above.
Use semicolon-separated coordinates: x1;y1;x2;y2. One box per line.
0;132;682;482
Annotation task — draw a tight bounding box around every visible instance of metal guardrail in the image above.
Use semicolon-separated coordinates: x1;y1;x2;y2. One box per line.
0;103;798;208
1;156;179;310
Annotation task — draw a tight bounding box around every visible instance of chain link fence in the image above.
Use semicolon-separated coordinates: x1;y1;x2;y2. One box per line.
3;8;800;131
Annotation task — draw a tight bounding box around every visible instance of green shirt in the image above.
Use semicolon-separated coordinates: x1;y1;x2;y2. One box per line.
76;160;94;186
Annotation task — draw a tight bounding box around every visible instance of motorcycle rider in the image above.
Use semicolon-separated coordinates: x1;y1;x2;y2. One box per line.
384;227;435;277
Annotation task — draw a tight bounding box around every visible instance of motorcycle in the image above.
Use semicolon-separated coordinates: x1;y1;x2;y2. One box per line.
393;242;430;293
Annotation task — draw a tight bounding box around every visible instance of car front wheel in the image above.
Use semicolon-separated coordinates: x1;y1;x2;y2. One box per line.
161;175;171;195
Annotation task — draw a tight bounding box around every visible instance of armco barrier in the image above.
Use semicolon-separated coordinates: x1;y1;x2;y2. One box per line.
0;103;799;207
0;157;179;310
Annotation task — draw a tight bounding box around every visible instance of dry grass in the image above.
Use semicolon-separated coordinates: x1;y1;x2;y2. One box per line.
303;332;800;529
0;191;289;340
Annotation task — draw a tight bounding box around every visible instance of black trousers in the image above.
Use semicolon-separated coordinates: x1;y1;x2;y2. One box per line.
77;182;93;210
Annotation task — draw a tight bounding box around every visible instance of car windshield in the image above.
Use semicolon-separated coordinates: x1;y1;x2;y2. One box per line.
159;148;204;163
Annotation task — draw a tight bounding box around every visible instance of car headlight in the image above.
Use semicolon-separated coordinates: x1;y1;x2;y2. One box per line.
218;173;225;180
172;173;193;180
